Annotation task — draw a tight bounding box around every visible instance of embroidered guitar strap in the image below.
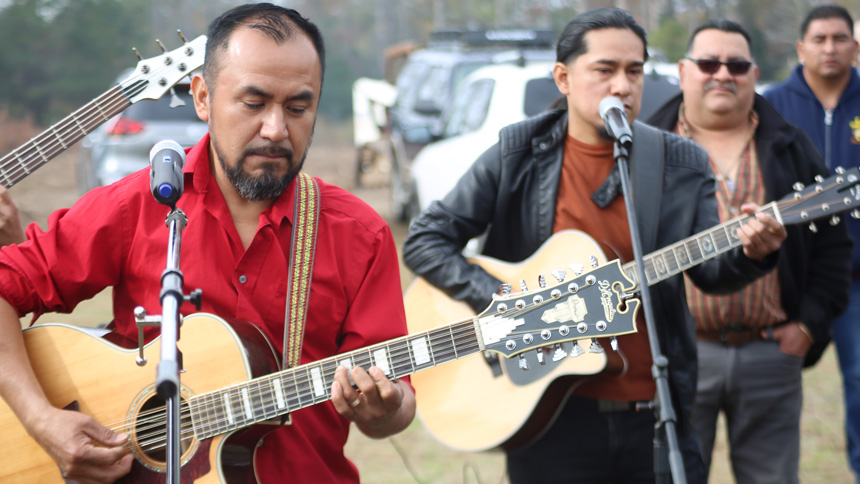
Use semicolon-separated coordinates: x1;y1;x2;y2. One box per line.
283;172;320;370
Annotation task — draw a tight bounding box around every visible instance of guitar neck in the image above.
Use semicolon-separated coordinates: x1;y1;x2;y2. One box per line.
189;319;481;439
0;82;145;189
621;201;779;287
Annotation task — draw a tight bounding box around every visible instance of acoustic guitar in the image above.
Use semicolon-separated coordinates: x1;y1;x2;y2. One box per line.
0;260;637;483
406;167;860;452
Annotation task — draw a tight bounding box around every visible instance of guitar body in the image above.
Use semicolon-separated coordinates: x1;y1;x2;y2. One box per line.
406;230;626;452
0;313;281;484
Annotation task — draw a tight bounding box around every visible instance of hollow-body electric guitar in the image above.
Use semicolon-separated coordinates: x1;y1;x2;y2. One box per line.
406;167;860;452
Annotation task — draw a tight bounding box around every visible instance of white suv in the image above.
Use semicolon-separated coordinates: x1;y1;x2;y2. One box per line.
409;62;559;216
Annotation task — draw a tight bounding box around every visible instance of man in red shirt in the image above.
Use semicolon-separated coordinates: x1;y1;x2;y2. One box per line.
0;3;415;483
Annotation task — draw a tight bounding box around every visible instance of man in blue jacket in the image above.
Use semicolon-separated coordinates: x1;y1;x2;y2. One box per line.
763;5;860;479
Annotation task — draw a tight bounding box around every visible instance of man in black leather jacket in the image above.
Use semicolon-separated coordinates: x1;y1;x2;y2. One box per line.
403;7;785;484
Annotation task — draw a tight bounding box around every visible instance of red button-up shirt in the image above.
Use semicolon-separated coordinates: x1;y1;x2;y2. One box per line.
0;134;408;483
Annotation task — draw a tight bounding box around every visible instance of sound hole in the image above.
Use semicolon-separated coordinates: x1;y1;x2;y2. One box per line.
131;389;197;472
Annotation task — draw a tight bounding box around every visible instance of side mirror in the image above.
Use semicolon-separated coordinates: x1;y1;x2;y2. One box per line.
403;126;434;144
412;99;443;116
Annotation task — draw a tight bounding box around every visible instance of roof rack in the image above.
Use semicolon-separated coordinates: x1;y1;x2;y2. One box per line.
428;29;555;49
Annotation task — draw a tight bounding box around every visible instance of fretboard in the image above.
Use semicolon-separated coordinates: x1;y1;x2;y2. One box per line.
188;320;481;439
621;202;779;287
0;80;146;188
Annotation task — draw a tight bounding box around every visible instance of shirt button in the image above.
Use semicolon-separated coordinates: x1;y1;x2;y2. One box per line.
239;275;247;284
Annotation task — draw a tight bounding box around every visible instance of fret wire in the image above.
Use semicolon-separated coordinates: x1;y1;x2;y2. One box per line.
187;324;485;439
0;88;132;188
663;247;679;275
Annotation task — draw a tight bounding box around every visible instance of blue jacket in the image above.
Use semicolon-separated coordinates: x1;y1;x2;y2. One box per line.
764;65;860;270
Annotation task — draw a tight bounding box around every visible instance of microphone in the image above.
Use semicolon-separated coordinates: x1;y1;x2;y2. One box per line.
149;140;186;206
599;97;633;150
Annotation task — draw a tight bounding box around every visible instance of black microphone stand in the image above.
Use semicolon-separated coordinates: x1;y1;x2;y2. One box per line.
613;141;687;484
134;205;202;484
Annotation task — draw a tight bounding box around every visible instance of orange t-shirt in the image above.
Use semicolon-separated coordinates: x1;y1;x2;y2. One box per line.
552;134;655;402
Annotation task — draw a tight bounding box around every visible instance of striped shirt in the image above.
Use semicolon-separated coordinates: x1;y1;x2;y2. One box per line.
676;106;786;331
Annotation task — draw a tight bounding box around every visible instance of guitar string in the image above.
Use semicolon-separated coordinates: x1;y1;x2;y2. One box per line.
103;321;487;452
76;181;860;452
109;252;693;451
0;89;133;188
637;193;842;284
110;246;706;453
0;57;192;188
0;57;187;179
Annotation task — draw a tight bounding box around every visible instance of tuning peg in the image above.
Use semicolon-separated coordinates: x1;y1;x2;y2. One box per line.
518;354;529;371
815;174;825;183
551;270;566;282
132;46;142;61
156;39;166;52
589;255;599;268
552;344;567;361
538;275;547;289
589;338;604;354
836;166;846;174
535;349;546;365
831;215;841;226
569;341;585;358
610;336;618;351
177;29;188;43
519;279;528;293
793;182;805;191
852;209;860;219
569;263;584;276
168;88;186;108
809;222;818;233
499;283;512;296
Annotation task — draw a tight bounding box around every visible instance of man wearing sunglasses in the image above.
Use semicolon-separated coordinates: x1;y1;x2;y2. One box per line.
763;6;860;481
648;18;852;484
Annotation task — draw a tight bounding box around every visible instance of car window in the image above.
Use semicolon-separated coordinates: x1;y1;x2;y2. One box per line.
443;78;494;138
523;77;561;116
395;60;430;106
449;61;490;94
124;88;199;122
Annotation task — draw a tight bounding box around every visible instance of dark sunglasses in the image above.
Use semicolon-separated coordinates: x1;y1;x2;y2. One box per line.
686;57;753;76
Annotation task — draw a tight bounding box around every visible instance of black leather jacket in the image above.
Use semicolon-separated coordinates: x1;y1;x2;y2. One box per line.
403;108;775;483
648;93;852;367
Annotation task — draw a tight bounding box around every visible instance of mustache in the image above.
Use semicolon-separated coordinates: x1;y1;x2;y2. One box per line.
243;145;293;160
704;80;737;94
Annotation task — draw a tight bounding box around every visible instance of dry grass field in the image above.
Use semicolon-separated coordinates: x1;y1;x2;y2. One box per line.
6;121;855;484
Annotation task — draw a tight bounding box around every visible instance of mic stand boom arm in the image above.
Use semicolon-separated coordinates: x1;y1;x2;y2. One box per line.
614;142;687;484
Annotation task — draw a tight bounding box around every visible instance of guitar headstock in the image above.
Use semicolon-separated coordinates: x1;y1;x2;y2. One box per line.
476;260;640;359
779;167;860;229
118;34;207;104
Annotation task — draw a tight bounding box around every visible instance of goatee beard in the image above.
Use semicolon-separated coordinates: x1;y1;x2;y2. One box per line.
215;145;306;202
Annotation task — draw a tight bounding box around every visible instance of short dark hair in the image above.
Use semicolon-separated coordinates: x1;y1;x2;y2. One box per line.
203;3;326;92
556;8;648;65
800;4;854;38
687;19;752;54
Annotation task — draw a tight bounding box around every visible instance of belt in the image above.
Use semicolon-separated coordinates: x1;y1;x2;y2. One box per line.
696;325;772;346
